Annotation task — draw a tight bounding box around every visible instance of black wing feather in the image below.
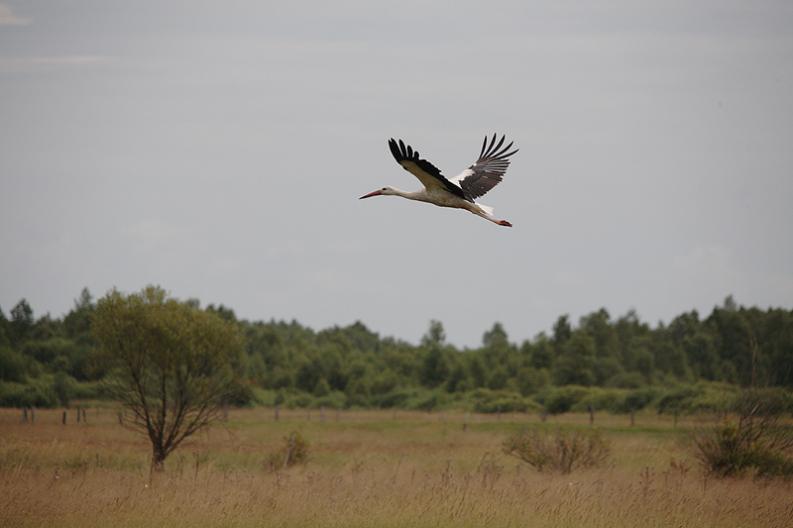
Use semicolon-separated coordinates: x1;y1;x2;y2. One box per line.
387;138;467;200
458;134;518;200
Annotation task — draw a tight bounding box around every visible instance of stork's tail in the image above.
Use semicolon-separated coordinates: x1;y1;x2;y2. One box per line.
477;203;495;216
474;202;512;227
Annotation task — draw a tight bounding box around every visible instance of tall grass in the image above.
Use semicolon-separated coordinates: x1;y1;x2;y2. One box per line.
1;407;791;527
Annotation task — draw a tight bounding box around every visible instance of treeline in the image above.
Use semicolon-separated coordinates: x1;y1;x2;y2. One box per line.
1;289;792;412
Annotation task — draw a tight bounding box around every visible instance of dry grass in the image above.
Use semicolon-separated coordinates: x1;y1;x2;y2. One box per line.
1;407;791;527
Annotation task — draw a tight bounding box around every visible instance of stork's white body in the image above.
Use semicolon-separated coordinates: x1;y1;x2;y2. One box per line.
360;134;518;227
381;187;501;225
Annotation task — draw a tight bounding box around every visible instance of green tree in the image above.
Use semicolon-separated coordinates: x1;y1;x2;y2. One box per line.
421;346;449;388
422;320;446;347
420;320;449;388
92;286;244;471
708;305;754;385
553;333;596;386
516;366;549;395
0;307;9;346
552;315;572;347
468;355;486;388
9;299;34;345
64;287;95;344
528;334;553;370
487;365;509;390
634;347;655;382
0;346;27;382
445;361;468;392
52;371;75;407
483;322;509;350
295;359;320;393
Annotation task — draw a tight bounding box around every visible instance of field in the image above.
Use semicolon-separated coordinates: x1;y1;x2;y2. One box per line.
1;407;791;528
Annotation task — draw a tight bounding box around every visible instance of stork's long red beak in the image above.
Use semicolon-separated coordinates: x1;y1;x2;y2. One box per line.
359;190;382;199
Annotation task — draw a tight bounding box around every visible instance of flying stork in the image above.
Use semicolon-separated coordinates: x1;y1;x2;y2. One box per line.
359;134;518;227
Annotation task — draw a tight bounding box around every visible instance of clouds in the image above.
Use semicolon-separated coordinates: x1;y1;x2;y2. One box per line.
0;1;792;345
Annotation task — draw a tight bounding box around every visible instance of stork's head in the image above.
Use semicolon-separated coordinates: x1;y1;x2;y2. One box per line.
359;186;397;199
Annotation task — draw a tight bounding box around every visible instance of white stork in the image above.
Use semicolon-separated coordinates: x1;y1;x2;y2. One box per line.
360;134;518;227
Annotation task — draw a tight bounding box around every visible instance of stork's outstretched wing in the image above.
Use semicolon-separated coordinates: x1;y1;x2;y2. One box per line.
388;138;468;200
452;134;518;200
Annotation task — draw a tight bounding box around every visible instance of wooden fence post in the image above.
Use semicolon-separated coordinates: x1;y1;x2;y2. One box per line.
76;406;81;423
274;404;280;421
21;407;28;423
62;410;67;425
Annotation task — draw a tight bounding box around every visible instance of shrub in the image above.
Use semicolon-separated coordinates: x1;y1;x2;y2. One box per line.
536;385;590;415
313;390;346;409
410;391;443;411
373;388;426;409
694;390;793;477
687;383;737;413
72;380;103;400
656;386;700;415
222;379;258;407
0;379;58;407
694;420;793;477
570;387;626;413
52;372;75;407
470;390;540;413
264;431;309;471
618;388;658;413
503;428;610;474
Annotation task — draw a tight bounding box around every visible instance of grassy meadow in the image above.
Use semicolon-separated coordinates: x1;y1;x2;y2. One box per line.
1;407;791;528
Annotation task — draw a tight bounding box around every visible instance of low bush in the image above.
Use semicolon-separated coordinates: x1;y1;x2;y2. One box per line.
535;386;591;415
373;388;426;409
503;428;610;474
72;380;109;400
313;390;347;409
264;431;309;471
694;390;793;477
656;385;701;415
570;387;626;413
222;379;258;407
618;387;659;413
687;383;738;413
467;389;541;414
0;379;58;407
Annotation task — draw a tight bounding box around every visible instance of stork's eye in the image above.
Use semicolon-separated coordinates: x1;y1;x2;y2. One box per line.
382;187;387;191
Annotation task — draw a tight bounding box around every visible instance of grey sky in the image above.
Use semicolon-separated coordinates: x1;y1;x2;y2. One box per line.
1;0;792;347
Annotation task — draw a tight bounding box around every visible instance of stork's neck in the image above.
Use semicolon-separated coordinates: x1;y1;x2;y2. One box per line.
392;188;427;202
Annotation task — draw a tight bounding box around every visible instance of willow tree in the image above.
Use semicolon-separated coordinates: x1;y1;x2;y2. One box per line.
93;286;244;471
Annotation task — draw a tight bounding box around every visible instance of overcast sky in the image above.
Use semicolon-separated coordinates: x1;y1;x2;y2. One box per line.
1;0;792;347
